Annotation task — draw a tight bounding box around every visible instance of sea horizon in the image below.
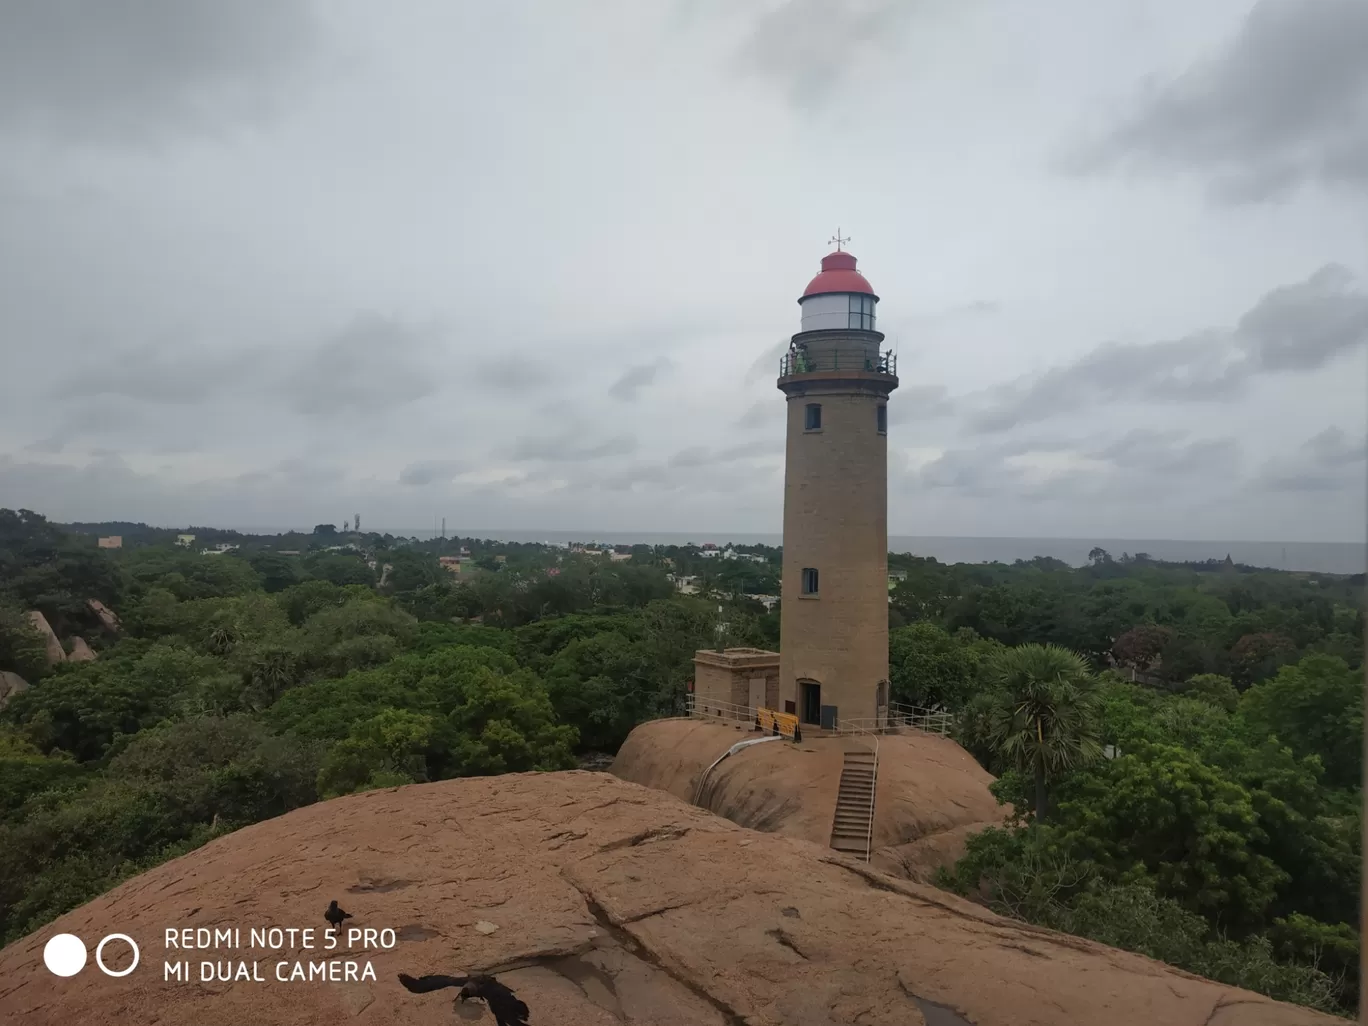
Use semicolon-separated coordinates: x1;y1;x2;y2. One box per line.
200;526;1365;576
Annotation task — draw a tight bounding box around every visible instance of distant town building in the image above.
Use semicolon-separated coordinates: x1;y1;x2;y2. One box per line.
176;534;196;547
97;536;122;549
609;551;632;562
439;556;463;574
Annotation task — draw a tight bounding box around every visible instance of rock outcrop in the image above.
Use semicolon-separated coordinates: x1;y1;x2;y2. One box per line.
612;718;1009;881
0;771;1336;1026
0;670;29;709
87;599;121;634
25;610;66;666
67;637;98;662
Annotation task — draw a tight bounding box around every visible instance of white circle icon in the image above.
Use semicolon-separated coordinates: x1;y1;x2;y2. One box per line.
95;934;140;977
43;933;87;977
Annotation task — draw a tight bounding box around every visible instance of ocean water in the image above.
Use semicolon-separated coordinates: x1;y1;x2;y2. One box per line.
378;529;1365;576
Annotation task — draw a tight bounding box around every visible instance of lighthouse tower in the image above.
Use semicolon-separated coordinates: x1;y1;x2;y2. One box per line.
777;239;897;729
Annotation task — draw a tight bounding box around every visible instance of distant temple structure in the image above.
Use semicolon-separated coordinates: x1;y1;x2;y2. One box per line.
693;237;897;731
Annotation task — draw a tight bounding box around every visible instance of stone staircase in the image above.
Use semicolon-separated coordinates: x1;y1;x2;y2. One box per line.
829;748;877;861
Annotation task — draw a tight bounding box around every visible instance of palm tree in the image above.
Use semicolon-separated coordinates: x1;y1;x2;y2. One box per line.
206;624;237;655
986;643;1103;820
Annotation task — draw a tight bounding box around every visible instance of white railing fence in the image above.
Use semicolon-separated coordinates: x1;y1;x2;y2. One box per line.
685;693;760;725
885;702;956;738
679;695;956;738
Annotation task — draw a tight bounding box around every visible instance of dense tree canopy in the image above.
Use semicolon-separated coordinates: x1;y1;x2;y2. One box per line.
0;511;1360;1016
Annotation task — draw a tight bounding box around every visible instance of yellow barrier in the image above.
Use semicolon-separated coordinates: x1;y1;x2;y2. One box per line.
755;707;801;741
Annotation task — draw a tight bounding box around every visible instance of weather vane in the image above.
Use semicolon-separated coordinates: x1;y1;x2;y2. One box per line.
829;228;850;252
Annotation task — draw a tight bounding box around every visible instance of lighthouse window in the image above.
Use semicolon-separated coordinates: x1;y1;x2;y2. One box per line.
804;403;822;430
877;404;887;434
801;567;819;596
848;294;876;331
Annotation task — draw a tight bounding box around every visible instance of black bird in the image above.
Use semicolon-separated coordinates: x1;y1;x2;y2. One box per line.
324;900;352;930
398;972;529;1026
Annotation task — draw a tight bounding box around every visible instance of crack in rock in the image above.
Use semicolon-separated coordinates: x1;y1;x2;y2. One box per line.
764;927;809;960
561;871;750;1026
598;825;691;852
897;972;975;1026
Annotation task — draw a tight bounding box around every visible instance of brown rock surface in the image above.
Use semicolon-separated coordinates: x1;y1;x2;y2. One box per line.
68;636;98;662
0;670;29;708
25;610;66;666
0;771;1335;1026
612;718;1009;880
87;598;121;634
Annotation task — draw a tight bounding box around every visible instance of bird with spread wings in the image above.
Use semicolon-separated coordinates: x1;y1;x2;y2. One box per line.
398;972;530;1026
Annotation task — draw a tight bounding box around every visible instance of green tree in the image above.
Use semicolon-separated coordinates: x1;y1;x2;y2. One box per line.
247;553;302;594
316;708;435;797
1050;741;1287;931
985;643;1103;818
0;605;50;681
383;549;440;594
889;622;979;710
1241;655;1363;790
1182;673;1239;712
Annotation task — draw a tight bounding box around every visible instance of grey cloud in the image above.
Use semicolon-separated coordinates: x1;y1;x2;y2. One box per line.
284;315;441;418
0;0;318;146
56;339;263;405
669;446;711;469
595;462;680;493
1088;429;1241;477
734;0;922;110
668;439;780;468
1304;425;1368;467
608;358;672;401
1068;0;1368;200
888;384;954;425
1235;265;1368;371
474;357;556;391
908;430;1241;503
593;458;776;495
744;340;788;384
735;400;780;429
509;434;636;463
966;265;1367;433
913;445;1025;498
238;458;346;489
1257;425;1368;492
398;460;468;487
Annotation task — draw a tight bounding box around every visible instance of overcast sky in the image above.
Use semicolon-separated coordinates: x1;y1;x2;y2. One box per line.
1;0;1365;542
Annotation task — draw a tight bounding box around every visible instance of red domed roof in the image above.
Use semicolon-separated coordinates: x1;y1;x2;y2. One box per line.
800;251;877;300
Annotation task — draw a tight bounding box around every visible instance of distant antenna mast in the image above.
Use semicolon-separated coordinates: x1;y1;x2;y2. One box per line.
354;513;360;532
442;517;446;541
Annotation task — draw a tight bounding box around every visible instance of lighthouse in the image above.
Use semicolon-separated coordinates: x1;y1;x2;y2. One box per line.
777;238;897;729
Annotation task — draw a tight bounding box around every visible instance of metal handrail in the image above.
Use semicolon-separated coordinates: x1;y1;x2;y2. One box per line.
886;702;956;737
779;349;897;377
687;694;760;725
693;734;783;805
833;716;879;863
